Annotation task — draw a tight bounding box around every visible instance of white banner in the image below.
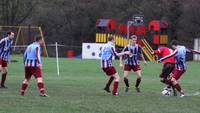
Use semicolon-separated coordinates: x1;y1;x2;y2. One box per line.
82;43;106;59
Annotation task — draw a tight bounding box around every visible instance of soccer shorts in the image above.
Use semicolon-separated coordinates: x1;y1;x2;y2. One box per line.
102;66;117;76
171;68;185;80
0;59;8;67
124;64;141;72
160;63;175;79
25;67;42;79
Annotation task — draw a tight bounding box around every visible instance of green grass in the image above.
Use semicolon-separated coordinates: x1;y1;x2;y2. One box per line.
0;55;200;113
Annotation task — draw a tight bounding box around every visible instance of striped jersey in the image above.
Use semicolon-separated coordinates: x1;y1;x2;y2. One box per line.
174;46;187;71
0;37;13;61
24;42;42;67
122;44;142;65
100;41;118;68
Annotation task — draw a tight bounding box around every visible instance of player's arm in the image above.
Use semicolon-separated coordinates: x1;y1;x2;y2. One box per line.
111;47;130;57
158;50;177;62
152;47;161;55
23;48;28;65
36;47;42;67
119;56;124;67
186;48;200;54
139;46;147;65
0;39;4;46
0;39;5;49
119;46;128;67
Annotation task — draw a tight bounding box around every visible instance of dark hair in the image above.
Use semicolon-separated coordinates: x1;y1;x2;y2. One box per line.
7;31;13;35
170;40;178;46
108;36;114;41
35;36;43;42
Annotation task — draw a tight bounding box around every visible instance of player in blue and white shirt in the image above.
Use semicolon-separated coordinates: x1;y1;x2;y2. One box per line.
20;36;48;97
0;31;15;88
100;36;130;96
119;35;147;93
159;40;200;97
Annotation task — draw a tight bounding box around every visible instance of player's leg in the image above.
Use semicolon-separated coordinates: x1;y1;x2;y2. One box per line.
166;64;177;96
104;76;114;93
112;72;120;96
123;71;130;92
20;76;31;96
161;63;177;96
34;68;47;97
20;67;32;95
135;70;142;93
0;65;8;88
170;70;185;97
134;64;141;93
123;65;130;93
36;77;47;97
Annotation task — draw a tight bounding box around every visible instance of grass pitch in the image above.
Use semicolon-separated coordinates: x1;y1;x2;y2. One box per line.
0;55;200;113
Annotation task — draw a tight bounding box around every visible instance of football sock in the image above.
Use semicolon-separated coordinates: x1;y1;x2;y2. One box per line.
106;76;114;88
112;81;119;95
135;78;141;88
38;82;45;94
124;77;129;87
1;73;7;86
20;83;28;95
174;83;183;93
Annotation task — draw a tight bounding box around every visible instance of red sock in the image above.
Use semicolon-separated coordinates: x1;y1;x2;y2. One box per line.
174;83;182;93
124;77;129;87
20;83;28;95
38;82;45;94
135;78;141;88
112;81;119;95
1;73;7;86
106;76;114;88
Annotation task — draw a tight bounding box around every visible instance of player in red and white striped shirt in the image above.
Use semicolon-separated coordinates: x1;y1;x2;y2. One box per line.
20;36;48;97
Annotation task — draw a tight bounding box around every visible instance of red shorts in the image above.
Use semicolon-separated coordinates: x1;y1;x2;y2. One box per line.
124;64;141;72
25;67;42;79
171;68;185;80
0;59;8;67
102;66;117;76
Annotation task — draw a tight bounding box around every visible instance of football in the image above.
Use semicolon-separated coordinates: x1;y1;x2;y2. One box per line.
162;89;171;96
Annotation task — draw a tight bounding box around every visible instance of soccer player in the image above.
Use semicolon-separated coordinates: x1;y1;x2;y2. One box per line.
101;36;130;96
119;35;147;93
158;40;200;97
0;31;15;88
20;36;48;97
152;46;177;96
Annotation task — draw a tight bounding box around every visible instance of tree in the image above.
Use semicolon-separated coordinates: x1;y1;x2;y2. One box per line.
0;0;37;25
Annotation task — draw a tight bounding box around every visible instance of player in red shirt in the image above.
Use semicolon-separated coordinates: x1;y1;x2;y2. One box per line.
152;46;177;96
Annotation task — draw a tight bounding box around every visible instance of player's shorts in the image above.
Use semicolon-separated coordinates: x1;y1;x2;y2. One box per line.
171;68;185;80
102;66;117;76
124;64;141;72
0;59;8;67
25;67;42;79
160;63;175;79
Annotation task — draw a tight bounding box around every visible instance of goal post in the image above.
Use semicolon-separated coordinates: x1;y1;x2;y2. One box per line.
0;25;48;57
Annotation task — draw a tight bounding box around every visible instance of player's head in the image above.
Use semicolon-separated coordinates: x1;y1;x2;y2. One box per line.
170;40;178;49
7;31;15;39
35;36;44;46
108;36;115;43
130;35;137;45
